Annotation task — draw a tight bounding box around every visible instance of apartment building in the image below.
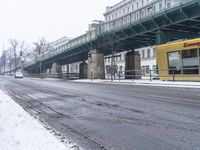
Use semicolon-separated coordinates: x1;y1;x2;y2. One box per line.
103;0;185;31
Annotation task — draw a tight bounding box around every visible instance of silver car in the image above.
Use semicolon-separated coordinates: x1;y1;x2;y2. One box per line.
15;72;23;79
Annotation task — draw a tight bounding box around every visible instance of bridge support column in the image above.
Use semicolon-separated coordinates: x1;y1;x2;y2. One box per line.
79;61;88;79
125;51;141;79
52;63;62;78
88;50;105;79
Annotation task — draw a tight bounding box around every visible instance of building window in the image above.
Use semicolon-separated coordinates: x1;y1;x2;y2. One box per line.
119;54;122;61
153;48;156;57
106;65;111;74
141;66;146;76
131;14;135;21
142;50;145;58
127;16;130;23
182;49;199;74
123;17;126;25
141;10;144;18
168;51;182;74
146;65;150;74
167;2;171;8
152;65;157;73
147;49;151;58
119;66;123;72
159;3;162;11
153;5;156;13
136;12;139;20
127;7;129;13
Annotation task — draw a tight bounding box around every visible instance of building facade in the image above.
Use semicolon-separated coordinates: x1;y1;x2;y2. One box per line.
103;0;187;32
103;0;189;78
156;38;200;81
136;46;157;76
104;51;127;78
104;46;156;78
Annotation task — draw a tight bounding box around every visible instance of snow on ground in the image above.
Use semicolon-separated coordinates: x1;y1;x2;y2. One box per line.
0;89;71;150
73;79;200;89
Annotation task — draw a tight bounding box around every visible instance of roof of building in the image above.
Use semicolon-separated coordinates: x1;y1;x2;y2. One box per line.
104;0;133;16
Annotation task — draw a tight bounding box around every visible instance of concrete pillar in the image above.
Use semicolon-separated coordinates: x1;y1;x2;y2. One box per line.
88;50;105;79
79;61;88;79
125;51;141;79
51;63;62;78
67;64;69;74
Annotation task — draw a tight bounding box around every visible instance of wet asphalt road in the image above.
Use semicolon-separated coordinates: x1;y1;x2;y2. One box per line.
1;77;200;150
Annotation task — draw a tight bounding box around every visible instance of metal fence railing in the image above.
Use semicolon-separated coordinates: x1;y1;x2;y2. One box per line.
106;67;200;82
25;73;86;80
22;67;200;82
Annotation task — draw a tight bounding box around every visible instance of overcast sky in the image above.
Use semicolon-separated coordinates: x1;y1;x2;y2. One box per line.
0;0;119;53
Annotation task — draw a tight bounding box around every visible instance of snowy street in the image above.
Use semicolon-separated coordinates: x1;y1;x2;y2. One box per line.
1;76;200;150
0;87;72;150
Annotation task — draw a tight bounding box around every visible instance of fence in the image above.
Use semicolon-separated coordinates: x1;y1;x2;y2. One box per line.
23;67;200;82
106;67;200;82
25;73;86;80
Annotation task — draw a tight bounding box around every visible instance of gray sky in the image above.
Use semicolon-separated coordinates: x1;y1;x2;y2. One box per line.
0;0;119;52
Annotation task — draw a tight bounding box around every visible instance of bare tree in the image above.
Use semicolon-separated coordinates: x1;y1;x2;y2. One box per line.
0;50;7;75
33;38;49;56
0;56;3;74
9;39;19;72
33;38;50;74
7;47;14;75
19;41;28;72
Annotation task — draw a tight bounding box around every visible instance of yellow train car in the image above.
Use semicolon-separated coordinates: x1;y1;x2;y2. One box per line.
156;38;200;81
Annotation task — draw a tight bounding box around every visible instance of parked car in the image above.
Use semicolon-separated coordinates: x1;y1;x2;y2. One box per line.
15;72;23;79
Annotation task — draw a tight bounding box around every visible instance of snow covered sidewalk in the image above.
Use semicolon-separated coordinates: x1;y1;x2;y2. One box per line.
73;79;200;89
0;89;71;150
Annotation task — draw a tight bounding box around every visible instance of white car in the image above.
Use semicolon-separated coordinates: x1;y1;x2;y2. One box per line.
15;72;23;79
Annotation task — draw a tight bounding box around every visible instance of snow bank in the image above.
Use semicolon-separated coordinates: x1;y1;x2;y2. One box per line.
0;90;71;150
73;79;200;89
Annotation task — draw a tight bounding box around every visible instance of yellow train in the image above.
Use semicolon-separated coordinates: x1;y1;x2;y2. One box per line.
156;38;200;81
